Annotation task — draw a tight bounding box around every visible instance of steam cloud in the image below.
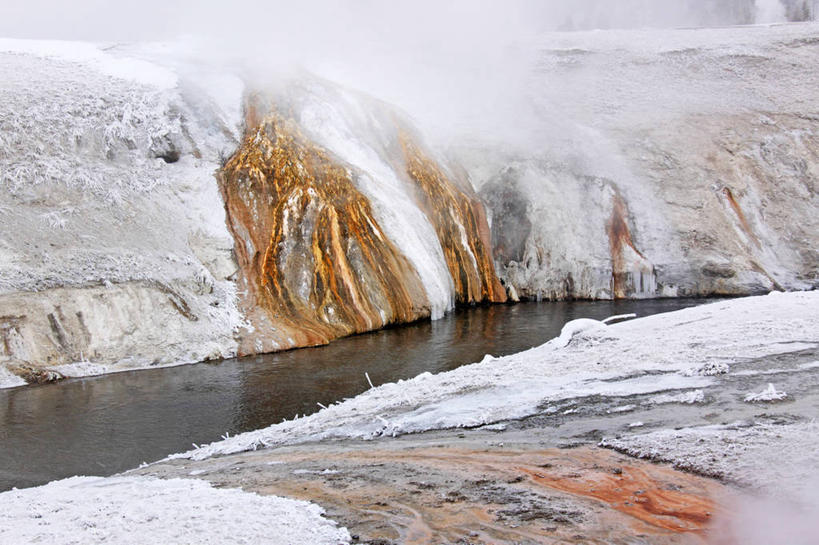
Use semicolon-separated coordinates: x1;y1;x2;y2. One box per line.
0;0;813;143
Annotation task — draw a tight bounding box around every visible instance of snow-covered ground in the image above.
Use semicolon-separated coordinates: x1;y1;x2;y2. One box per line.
1;292;814;541
601;420;819;499
0;38;246;386
171;291;818;461
0;476;350;545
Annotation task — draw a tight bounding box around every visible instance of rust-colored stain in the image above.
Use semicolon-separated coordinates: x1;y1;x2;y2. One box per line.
605;190;650;299
218;94;429;354
521;464;716;533
188;444;725;544
398;130;507;304
218;91;508;356
719;187;761;248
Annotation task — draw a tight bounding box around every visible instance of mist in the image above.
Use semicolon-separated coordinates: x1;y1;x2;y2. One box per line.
0;1;815;154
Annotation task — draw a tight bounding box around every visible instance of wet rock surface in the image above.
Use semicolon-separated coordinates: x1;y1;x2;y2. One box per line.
218;87;505;356
136;438;724;545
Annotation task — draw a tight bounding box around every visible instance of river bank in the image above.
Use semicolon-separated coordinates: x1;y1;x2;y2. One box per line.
2;292;815;544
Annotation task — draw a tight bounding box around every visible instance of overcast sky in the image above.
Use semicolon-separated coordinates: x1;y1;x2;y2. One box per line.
0;1;775;43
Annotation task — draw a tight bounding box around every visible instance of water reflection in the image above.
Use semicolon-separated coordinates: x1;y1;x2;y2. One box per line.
0;298;715;491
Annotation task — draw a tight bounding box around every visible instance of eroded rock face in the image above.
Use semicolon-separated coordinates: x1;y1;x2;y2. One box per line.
0;44;245;386
468;24;819;300
398;132;507;305
220;91;504;355
219;97;429;354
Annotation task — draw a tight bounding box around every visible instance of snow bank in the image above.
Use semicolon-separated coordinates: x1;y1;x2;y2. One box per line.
0;476;350;545
172;291;818;461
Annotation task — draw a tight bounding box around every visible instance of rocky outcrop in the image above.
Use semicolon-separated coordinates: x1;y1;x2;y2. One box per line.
0;41;507;386
219;89;504;355
466;23;819;300
218;99;428;354
399;132;506;305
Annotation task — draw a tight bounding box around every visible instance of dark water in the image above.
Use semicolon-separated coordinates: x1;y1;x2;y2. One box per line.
0;298;716;491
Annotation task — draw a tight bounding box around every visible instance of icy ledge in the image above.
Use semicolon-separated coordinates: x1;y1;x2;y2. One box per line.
171;290;818;462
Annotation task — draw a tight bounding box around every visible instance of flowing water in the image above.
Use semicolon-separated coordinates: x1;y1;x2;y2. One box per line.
0;299;720;491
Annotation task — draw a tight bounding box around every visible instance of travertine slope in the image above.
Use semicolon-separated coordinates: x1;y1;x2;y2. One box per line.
0;41;503;384
465;23;819;300
219;87;504;356
1;24;817;386
0;40;245;386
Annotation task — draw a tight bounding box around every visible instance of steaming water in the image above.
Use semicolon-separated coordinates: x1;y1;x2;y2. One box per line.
0;299;720;491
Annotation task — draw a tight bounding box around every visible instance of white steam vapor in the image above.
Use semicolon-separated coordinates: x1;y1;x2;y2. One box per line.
0;0;812;153
709;482;819;545
756;0;788;22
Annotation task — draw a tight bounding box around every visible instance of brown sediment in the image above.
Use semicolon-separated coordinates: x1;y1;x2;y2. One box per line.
149;443;725;544
718;187;784;290
719;187;761;249
605;189;653;298
521;461;716;532
398;129;507;304
218;94;429;355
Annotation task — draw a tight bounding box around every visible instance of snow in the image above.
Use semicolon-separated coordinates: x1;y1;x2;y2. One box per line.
0;366;26;389
744;383;788;402
0;38;178;89
682;361;730;376
172;291;818;461
0;475;350;545
647;389;705;405
601;420;819;501
0;38;245;383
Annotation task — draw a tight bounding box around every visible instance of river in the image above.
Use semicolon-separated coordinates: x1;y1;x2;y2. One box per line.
0;298;719;491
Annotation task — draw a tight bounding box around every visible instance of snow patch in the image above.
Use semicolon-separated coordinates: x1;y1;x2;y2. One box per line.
0;366;26;388
744;383;788;402
647;389;705;405
682;361;730;376
0;476;350;545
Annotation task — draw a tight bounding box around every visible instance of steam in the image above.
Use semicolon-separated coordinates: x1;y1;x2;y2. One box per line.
0;0;812;158
709;484;819;545
756;0;788;22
